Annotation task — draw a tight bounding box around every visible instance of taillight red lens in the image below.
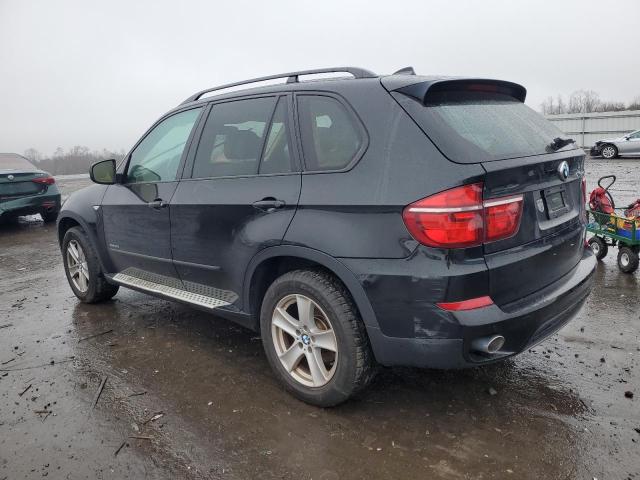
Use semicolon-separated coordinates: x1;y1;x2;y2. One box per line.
484;196;523;242
32;176;55;185
402;183;484;248
403;183;524;248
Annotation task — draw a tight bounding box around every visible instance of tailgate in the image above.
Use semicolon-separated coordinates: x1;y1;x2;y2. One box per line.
482;151;586;306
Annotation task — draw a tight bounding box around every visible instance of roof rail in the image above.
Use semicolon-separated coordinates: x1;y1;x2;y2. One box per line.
180;67;377;105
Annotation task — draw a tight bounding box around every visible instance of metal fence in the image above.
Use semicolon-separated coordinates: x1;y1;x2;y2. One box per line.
545;110;640;148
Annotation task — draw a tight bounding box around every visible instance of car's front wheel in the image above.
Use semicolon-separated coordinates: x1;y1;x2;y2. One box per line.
260;269;376;407
62;226;119;303
601;144;618;159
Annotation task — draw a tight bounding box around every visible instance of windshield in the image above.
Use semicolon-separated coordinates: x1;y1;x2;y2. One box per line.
395;90;577;163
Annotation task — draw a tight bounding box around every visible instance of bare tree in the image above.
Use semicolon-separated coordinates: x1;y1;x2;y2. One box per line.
23;148;42;162
628;96;640;111
542;90;640;114
30;146;125;175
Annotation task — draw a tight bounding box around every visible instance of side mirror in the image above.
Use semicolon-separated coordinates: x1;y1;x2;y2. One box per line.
90;159;117;185
624;136;630;141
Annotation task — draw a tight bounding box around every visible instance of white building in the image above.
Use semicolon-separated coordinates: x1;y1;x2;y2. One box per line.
545;110;640;148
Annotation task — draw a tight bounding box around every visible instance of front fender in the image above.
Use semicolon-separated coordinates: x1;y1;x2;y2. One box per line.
57;184;113;272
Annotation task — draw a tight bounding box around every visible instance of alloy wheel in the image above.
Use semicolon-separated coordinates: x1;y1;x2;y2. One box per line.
66;239;90;293
271;294;338;387
602;146;616;159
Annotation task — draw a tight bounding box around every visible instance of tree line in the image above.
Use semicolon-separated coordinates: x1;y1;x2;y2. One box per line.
22;146;126;175
540;90;640;115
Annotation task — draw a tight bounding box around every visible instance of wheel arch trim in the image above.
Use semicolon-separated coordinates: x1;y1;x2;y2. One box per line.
57;212;110;273
243;245;380;331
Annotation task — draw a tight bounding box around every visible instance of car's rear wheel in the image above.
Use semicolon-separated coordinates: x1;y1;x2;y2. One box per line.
617;246;639;274
260;269;376;407
62;226;119;303
588;236;608;260
601;144;618;159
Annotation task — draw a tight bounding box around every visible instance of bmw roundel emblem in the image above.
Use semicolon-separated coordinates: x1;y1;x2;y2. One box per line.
557;161;570;181
7;174;14;180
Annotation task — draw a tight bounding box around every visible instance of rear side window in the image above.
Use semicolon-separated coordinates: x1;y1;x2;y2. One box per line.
297;95;363;171
395;88;575;163
192;97;276;178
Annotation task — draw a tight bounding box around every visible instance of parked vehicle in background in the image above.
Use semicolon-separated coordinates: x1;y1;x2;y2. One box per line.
0;153;61;223
57;66;595;407
591;130;640;158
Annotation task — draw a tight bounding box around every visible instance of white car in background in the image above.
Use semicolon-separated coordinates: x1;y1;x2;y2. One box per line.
591;129;640;158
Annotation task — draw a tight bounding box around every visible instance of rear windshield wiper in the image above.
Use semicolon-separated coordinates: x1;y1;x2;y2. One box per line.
546;137;575;152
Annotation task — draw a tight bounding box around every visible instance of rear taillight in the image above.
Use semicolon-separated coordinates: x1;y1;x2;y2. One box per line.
483;196;524;242
32;176;55;185
402;183;523;248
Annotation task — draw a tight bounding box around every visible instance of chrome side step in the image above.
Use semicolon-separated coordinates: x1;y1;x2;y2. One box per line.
112;272;232;310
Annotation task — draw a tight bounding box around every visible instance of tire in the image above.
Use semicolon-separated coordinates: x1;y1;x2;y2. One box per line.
62;226;119;303
588;236;608;261
601;144;618;159
617;246;639;274
260;269;376;407
41;209;59;223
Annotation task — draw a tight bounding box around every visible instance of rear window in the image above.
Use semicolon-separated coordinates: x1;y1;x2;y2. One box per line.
0;154;36;171
395;90;575;163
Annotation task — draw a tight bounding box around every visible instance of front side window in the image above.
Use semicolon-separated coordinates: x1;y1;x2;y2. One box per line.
297;95;363;171
192;97;276;178
127;108;202;183
628;130;640;140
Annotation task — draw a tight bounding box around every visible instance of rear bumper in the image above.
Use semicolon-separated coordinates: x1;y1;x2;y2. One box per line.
345;248;596;369
0;190;61;217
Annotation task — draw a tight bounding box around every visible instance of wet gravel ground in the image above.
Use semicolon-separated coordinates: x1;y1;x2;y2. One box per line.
1;160;639;480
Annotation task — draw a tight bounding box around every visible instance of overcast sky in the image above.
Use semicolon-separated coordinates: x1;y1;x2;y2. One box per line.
1;0;639;155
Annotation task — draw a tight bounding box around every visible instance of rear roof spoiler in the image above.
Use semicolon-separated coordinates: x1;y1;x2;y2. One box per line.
381;76;527;103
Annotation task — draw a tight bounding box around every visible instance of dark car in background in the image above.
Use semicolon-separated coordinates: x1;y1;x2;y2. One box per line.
57;67;596;406
0;153;61;223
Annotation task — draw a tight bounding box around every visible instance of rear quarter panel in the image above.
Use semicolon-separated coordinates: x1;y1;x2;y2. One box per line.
284;80;486;259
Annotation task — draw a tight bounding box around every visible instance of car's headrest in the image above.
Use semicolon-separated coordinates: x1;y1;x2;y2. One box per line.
224;129;261;160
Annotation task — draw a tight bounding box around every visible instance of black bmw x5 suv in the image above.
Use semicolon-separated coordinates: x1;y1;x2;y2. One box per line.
58;67;595;406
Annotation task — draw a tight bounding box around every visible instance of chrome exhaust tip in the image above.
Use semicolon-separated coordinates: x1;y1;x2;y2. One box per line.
471;335;505;354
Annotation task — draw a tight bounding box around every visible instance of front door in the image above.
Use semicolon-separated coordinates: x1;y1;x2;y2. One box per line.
101;107;203;283
619;130;640;155
170;95;301;309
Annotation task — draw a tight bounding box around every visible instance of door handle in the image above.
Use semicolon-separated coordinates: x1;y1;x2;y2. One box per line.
148;198;167;209
252;198;286;212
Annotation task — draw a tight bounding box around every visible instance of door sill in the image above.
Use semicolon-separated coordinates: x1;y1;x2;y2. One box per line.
112;272;232;310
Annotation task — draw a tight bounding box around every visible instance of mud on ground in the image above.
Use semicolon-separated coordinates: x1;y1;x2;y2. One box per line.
0;161;639;479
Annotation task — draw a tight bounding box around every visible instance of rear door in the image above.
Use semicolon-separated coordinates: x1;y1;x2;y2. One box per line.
619;130;640;155
101;107;203;282
170;95;301;308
